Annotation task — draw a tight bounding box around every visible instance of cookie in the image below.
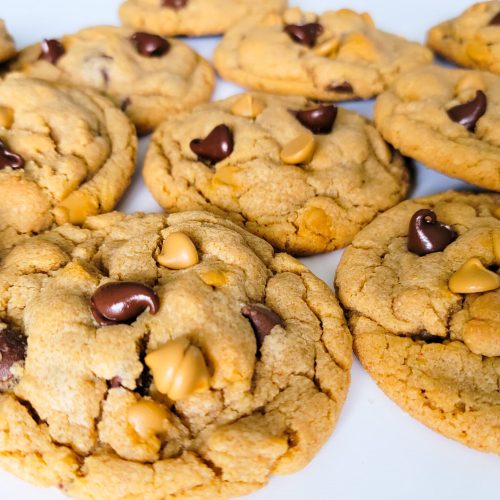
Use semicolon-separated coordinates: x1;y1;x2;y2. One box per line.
336;191;500;453
10;26;215;134
0;74;137;238
142;92;409;255
0;20;15;63
375;65;500;191
427;1;500;74
213;7;433;101
0;210;352;498
119;0;287;37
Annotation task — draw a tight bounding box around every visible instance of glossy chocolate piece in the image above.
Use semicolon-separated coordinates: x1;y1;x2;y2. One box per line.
0;140;25;170
447;90;487;131
241;304;284;347
0;328;27;384
162;0;188;8
130;32;170;57
190;124;234;165
408;209;457;256
293;104;337;134
327;81;354;93
39;39;65;64
91;282;160;325
284;23;324;48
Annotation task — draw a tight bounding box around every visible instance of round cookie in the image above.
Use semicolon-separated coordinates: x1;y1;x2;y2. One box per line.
0;74;137;240
143;92;409;255
427;1;500;74
375;65;500;191
0;210;352;498
213;7;433;101
336;191;500;453
0;20;15;63
119;0;287;37
10;26;215;134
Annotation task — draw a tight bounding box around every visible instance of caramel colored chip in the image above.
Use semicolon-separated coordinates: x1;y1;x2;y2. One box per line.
145;337;210;401
449;258;500;294
211;165;242;188
53;191;98;225
157;232;199;270
127;399;170;438
493;206;500;220
0;106;13;129
231;94;265;118
280;132;315;165
313;36;340;57
199;270;227;287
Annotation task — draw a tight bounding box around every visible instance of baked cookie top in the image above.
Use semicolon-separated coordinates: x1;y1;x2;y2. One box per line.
143;92;409;256
119;0;287;37
10;26;215;134
0;20;15;63
427;1;500;74
0;75;136;239
336;191;500;453
375;65;500;191
214;7;433;101
0;210;352;499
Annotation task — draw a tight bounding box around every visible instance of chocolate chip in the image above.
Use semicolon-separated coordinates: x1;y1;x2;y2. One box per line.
408;209;457;256
162;0;188;8
39;39;65;64
447;90;487;131
489;12;500;25
411;332;445;344
241;304;284;348
0;328;27;388
91;282;160;326
292;104;337;134
327;81;354;94
190;124;234;165
130;32;170;57
284;23;324;48
0;140;25;170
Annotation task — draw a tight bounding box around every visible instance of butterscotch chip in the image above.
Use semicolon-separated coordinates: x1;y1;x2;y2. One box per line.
230;94;265;118
336;191;500;454
280;132;315;165
313;36;340;57
0;106;13;129
0;211;352;498
157;232;199;270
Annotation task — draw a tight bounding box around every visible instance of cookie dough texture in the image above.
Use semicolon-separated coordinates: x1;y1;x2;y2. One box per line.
375;65;500;191
336;191;500;453
0;20;15;63
214;8;433;101
10;26;215;134
427;1;500;74
143;93;409;255
0;211;352;498
0;75;136;237
119;0;287;37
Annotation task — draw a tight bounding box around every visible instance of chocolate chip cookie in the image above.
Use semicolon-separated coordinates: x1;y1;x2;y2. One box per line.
10;26;215;134
119;0;287;37
0;20;15;63
0;74;136;240
143;93;409;255
0;210;352;498
375;65;500;191
428;1;500;74
214;7;433;101
336;191;500;453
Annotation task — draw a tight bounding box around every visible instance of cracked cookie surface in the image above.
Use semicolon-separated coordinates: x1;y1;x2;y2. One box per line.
0;74;136;238
119;0;287;37
427;1;500;74
0;210;352;499
0;20;15;63
336;191;500;453
213;7;433;101
10;26;215;134
375;65;500;191
143;93;409;255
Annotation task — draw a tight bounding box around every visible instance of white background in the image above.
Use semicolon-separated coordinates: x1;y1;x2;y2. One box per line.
1;1;498;499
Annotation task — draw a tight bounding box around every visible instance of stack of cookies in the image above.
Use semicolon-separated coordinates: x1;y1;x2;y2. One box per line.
0;1;498;499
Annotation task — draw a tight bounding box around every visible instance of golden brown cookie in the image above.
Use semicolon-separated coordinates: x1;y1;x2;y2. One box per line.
0;210;352;498
0;20;15;63
214;7;433;101
143;93;409;255
336;191;500;453
375;65;500;191
10;26;215;134
119;0;287;37
0;74;136;240
428;1;500;74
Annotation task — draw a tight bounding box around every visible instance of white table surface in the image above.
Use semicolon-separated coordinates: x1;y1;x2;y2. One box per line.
1;1;498;499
